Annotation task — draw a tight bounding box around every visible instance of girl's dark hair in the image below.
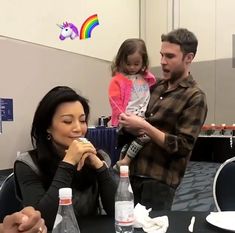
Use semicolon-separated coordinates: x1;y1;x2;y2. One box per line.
111;38;149;76
30;86;90;188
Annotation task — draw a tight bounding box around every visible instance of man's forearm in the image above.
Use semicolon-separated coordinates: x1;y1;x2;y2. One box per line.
142;121;165;148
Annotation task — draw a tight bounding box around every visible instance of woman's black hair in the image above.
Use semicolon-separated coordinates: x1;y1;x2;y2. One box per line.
30;86;91;188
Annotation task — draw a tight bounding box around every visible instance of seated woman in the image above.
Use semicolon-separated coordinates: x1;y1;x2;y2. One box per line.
14;86;117;230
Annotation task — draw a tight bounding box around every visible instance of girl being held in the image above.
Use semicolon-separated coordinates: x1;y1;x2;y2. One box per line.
108;38;156;170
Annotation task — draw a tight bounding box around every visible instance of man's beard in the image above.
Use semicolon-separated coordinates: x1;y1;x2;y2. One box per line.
168;68;185;85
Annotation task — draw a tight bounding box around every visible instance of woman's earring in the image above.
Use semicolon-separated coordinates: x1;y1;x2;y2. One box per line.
47;134;51;140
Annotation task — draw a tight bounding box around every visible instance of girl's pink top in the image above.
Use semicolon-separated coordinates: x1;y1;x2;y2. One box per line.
108;71;156;126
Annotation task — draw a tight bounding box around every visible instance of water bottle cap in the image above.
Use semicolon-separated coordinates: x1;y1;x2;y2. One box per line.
120;165;129;173
59;188;72;199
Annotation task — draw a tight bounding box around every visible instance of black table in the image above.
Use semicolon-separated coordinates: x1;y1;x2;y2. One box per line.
78;211;229;233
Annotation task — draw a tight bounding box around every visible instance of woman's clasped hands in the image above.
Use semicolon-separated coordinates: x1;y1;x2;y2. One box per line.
63;138;104;171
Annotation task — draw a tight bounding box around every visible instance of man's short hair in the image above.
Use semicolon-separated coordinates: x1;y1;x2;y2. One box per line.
161;28;198;56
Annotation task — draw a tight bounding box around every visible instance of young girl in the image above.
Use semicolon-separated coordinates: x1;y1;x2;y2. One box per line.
108;38;156;170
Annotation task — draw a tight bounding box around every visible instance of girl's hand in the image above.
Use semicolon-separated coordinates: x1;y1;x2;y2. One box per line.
63;139;96;166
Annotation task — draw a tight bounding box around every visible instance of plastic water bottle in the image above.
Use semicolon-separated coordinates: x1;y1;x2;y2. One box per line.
52;187;80;233
115;165;134;233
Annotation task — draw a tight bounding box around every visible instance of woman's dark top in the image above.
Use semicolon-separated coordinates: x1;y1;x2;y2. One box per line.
14;151;117;230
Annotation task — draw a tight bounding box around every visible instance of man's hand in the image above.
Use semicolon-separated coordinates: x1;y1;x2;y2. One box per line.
119;113;147;135
2;206;47;233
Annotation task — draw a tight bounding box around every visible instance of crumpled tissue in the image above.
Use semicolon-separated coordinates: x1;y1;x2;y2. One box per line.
133;203;169;233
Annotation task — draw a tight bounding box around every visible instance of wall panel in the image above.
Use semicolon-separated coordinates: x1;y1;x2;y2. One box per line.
215;0;235;124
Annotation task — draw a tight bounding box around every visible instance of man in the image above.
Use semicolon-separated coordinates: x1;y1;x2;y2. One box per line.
119;28;207;210
0;207;47;233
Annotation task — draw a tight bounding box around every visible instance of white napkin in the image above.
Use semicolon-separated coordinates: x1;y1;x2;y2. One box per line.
133;203;169;233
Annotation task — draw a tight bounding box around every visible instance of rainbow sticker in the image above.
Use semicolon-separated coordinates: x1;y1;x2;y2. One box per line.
80;14;99;40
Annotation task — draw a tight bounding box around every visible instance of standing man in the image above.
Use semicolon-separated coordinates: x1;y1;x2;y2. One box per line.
119;28;207;210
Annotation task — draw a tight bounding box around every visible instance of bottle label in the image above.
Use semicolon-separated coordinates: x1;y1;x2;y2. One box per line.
120;172;128;177
115;201;134;226
59;199;72;205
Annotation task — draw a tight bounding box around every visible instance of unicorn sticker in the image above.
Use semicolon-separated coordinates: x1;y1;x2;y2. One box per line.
57;14;99;41
57;22;79;40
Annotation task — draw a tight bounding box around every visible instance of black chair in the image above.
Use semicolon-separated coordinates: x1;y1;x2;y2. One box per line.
213;157;235;211
0;173;23;222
